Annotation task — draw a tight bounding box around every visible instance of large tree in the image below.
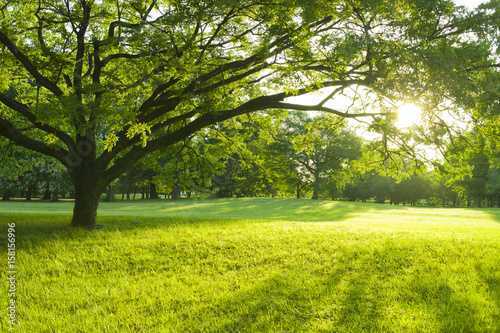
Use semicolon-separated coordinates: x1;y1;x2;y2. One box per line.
0;0;495;227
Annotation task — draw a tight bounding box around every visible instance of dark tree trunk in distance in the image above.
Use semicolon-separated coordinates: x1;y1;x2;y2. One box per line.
105;185;114;201
171;183;181;200
311;172;320;200
42;182;51;200
149;182;158;199
2;191;11;201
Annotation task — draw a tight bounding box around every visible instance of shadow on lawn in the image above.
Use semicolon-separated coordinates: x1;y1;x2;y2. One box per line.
0;199;374;250
150;198;376;222
0;198;375;223
480;208;500;223
188;249;389;332
186;246;491;332
476;264;500;332
0;214;222;252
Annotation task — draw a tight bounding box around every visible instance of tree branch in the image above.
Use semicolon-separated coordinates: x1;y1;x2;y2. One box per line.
0;30;63;96
0;117;70;166
101;77;376;182
0;92;76;151
72;0;91;100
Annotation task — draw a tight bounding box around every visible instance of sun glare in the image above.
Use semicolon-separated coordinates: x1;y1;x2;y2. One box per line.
396;103;423;129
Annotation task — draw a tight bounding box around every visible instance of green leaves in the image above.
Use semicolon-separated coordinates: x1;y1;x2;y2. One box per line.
103;132;118;152
126;122;151;147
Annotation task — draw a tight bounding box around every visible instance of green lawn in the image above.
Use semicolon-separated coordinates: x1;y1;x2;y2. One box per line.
0;198;499;332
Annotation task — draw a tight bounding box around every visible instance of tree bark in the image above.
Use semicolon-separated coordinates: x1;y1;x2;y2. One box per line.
171;183;181;200
70;165;102;228
105;185;114;202
149;182;158;199
311;173;320;200
42;182;51;200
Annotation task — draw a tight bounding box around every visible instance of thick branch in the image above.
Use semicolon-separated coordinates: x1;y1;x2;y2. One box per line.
72;1;91;99
0;30;63;96
102;79;376;182
0;92;76;150
271;102;384;118
0;117;69;166
140;15;335;114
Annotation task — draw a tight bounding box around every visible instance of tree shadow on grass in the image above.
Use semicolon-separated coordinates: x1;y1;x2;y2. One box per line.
407;276;495;332
185;252;379;332
0;198;375;222
183;247;411;332
178;244;496;332
0;213;244;253
476;264;500;332
0;198;376;252
149;198;375;222
475;208;500;223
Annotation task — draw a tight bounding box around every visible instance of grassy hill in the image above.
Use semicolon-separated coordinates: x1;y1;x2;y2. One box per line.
0;199;499;332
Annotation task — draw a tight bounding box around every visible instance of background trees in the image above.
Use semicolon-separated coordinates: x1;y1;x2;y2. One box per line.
0;138;72;200
437;122;499;207
276;114;361;199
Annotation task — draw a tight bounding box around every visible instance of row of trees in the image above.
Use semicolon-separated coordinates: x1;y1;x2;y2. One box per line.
2;111;498;207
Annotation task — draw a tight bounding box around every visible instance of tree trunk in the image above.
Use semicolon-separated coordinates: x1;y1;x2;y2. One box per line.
2;191;10;201
149;182;158;199
42;182;51;200
171;183;181;200
311;173;320;200
105;185;114;202
71;168;101;228
25;186;33;200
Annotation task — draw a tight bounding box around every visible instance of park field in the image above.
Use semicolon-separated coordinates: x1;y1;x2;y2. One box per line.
0;198;499;332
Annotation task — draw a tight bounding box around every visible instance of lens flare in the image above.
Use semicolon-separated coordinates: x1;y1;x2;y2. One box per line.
396;103;423;129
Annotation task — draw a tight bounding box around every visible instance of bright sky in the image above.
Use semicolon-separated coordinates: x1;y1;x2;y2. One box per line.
453;0;487;8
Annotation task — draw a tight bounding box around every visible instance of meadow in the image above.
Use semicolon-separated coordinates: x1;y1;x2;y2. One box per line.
0;198;499;332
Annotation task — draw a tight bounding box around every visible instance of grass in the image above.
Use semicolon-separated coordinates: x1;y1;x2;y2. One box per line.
0;198;499;332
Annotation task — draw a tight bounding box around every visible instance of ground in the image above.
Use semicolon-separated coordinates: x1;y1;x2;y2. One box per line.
0;198;499;332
